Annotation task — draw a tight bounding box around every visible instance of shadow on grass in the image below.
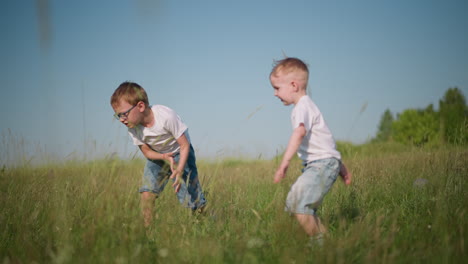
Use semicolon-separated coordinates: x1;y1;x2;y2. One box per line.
327;187;361;231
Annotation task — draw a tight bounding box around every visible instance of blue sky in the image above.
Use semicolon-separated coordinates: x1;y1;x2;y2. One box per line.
1;0;467;164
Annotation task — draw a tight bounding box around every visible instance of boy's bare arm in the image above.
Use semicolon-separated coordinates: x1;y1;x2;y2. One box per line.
170;133;190;193
138;144;170;160
274;124;306;183
138;144;175;171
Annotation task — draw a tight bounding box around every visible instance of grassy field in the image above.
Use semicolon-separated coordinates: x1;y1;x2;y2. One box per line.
1;143;466;263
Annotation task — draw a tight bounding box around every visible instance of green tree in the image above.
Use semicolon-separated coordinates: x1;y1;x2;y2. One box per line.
439;87;467;144
374;109;394;142
392;105;439;146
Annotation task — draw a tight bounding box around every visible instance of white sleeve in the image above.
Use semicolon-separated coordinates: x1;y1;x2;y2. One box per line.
292;104;312;133
163;108;188;139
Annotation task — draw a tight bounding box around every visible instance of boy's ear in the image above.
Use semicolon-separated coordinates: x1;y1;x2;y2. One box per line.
137;101;146;111
291;81;299;92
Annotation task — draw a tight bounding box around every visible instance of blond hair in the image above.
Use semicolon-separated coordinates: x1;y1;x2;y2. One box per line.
270;57;309;89
110;82;149;107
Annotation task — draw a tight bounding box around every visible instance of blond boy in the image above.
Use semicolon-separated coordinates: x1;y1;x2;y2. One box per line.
110;82;206;227
270;58;351;242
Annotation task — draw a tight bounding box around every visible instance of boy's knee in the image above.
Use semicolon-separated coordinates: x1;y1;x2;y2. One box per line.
141;191;157;201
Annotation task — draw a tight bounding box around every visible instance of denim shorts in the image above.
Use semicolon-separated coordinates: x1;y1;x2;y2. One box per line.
285;158;340;215
140;144;206;210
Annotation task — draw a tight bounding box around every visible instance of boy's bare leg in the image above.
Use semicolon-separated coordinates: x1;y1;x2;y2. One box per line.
141;192;156;228
295;213;326;236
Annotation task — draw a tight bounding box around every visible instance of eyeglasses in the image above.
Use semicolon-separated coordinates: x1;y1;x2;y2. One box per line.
114;105;136;120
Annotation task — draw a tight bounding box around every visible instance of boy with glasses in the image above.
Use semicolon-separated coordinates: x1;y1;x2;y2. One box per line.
110;82;206;227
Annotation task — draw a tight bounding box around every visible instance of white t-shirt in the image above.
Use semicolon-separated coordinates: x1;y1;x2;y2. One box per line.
291;95;341;163
128;105;189;154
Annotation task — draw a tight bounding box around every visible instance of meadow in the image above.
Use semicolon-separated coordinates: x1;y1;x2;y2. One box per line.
1;143;466;263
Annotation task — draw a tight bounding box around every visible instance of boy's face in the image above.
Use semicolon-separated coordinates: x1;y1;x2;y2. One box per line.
270;72;296;106
112;99;141;128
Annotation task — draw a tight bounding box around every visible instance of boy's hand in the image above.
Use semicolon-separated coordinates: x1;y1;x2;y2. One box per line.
340;171;352;185
339;163;352;185
163;152;182;193
274;164;288;183
170;170;182;193
162;153;176;172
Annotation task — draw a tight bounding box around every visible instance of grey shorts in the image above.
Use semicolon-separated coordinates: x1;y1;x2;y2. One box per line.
285;158;340;215
140;145;206;210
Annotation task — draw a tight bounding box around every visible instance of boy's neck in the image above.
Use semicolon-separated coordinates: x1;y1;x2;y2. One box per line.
141;107;155;128
293;90;307;105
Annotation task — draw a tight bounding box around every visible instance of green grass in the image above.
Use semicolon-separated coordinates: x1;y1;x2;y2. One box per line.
1;144;466;263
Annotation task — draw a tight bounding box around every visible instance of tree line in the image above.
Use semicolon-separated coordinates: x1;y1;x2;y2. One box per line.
373;87;467;146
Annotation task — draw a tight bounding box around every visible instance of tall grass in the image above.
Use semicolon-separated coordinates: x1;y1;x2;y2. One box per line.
1;144;466;263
